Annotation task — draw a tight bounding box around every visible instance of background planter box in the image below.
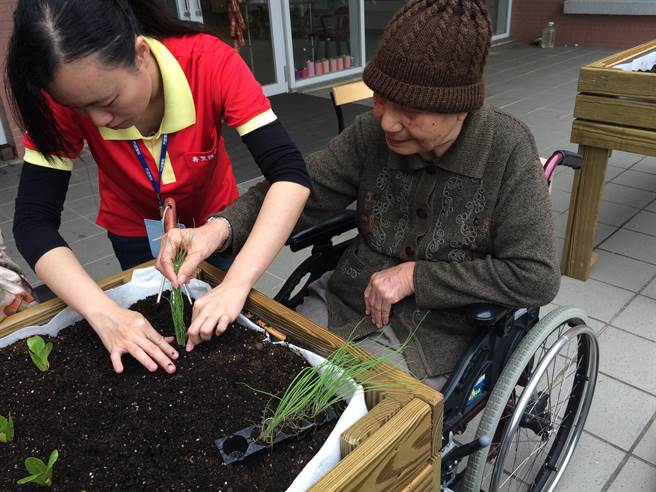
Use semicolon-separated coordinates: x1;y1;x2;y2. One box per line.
0;260;443;491
562;39;656;280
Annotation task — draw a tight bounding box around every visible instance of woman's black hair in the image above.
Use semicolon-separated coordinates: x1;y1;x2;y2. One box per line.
5;0;213;159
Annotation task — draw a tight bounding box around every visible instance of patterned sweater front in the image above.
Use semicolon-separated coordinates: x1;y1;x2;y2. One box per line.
220;105;560;378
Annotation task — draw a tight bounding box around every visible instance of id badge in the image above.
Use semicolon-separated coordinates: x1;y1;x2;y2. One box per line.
144;219;185;258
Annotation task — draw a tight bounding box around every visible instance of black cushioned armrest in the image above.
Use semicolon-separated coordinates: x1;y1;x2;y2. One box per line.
287;211;356;252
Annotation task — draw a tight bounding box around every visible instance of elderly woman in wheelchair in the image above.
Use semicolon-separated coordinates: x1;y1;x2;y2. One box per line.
158;0;600;489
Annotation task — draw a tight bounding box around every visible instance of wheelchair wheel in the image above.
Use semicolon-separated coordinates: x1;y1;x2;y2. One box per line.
462;306;599;492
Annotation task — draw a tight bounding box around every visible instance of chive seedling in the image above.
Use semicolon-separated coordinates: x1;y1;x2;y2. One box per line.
169;246;188;347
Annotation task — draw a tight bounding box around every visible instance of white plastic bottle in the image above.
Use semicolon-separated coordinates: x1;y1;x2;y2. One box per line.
541;21;556;49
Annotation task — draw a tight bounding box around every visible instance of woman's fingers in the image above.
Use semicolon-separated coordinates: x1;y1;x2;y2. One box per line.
127;344;159;373
110;350;125;374
215;315;231;336
140;338;176;374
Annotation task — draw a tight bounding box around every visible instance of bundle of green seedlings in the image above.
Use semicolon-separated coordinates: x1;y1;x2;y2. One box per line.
253;316;425;443
169;246;188;347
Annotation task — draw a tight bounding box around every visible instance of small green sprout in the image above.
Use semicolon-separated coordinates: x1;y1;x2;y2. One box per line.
0;413;14;442
17;449;58;487
27;336;53;372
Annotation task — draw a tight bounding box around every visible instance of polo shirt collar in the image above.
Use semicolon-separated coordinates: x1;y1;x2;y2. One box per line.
99;37;196;141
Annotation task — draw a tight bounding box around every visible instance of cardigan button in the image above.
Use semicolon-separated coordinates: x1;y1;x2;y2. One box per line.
405;246;415;257
416;208;428;219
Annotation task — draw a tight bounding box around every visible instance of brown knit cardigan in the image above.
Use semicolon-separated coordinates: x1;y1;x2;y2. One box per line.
219;105;560;378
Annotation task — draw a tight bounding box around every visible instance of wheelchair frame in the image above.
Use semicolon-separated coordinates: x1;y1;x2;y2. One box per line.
273;150;598;491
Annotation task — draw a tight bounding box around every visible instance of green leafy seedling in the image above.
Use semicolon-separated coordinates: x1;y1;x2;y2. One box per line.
27;336;53;372
0;413;14;442
17;449;58;487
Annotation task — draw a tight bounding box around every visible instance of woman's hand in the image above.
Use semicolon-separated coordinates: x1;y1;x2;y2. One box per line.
156;220;229;288
364;262;416;329
184;277;251;352
87;303;179;374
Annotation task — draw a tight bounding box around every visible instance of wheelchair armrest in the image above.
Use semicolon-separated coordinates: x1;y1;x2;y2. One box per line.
465;303;513;330
287;210;356;252
555;150;583;170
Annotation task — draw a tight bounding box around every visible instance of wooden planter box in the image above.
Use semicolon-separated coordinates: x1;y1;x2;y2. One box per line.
0;261;443;491
563;39;656;280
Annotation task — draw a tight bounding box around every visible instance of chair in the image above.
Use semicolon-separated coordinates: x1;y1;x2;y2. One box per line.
273;150;595;491
330;80;373;133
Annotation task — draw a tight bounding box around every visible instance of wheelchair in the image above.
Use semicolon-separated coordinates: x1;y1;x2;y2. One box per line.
272;150;599;492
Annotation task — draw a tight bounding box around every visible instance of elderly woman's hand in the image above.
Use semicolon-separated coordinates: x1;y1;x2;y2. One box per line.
364;262;416;328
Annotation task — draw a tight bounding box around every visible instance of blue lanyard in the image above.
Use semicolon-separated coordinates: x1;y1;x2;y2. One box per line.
130;134;169;210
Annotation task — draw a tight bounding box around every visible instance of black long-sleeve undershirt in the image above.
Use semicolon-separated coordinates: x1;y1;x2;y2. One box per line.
13;120;311;270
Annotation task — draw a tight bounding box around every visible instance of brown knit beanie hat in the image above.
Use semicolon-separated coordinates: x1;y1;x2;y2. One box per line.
363;0;492;113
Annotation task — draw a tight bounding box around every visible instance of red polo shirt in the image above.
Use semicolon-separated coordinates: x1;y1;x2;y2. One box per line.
23;34;276;236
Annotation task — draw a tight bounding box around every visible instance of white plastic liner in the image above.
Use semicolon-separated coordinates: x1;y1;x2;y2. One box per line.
0;267;368;491
615;50;656;72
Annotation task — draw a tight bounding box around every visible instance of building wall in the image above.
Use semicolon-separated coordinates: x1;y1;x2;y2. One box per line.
510;0;656;49
0;0;21;157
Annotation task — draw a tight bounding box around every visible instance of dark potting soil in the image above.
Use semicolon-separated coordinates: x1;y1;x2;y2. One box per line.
0;295;337;491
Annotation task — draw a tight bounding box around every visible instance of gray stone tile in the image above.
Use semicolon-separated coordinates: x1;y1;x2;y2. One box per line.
599;327;656;396
589;251;656;292
597;200;640;227
253;271;285;298
633;156;656;175
553;211;568;239
642;278;656;300
66;196;100;218
556;432;625;492
611;170;656;193
266;245;312;280
602;183;656;209
549;189;571;213
0;202;13;222
609;150;645;169
625;210;656;237
648;200;656;213
552;168;574;193
84;255;121;282
58;217;105;245
600;229;656;265
604;165;627;182
612;295;656;342
0;165;22;191
65;181;98;202
594;223;619;246
69;233;114;265
554;276;634;323
585;374;656;450
608;457;656;492
634;418;656;465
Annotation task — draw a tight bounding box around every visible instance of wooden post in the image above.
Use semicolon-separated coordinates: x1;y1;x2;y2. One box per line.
561;145;610;280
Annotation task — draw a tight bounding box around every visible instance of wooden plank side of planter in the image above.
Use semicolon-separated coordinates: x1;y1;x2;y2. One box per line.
571;119;656;157
311;398;433;491
596;39;656;68
340;396;407;456
578;67;656;99
393;452;440;491
574;94;656;131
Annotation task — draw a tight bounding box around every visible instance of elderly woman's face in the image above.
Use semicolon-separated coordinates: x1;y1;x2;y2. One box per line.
372;94;467;159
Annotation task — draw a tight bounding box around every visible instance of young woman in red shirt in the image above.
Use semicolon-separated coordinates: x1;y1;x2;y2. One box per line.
6;0;311;374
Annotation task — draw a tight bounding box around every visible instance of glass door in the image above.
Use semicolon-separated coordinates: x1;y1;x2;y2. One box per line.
166;0;289;96
284;0;364;89
488;0;512;40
